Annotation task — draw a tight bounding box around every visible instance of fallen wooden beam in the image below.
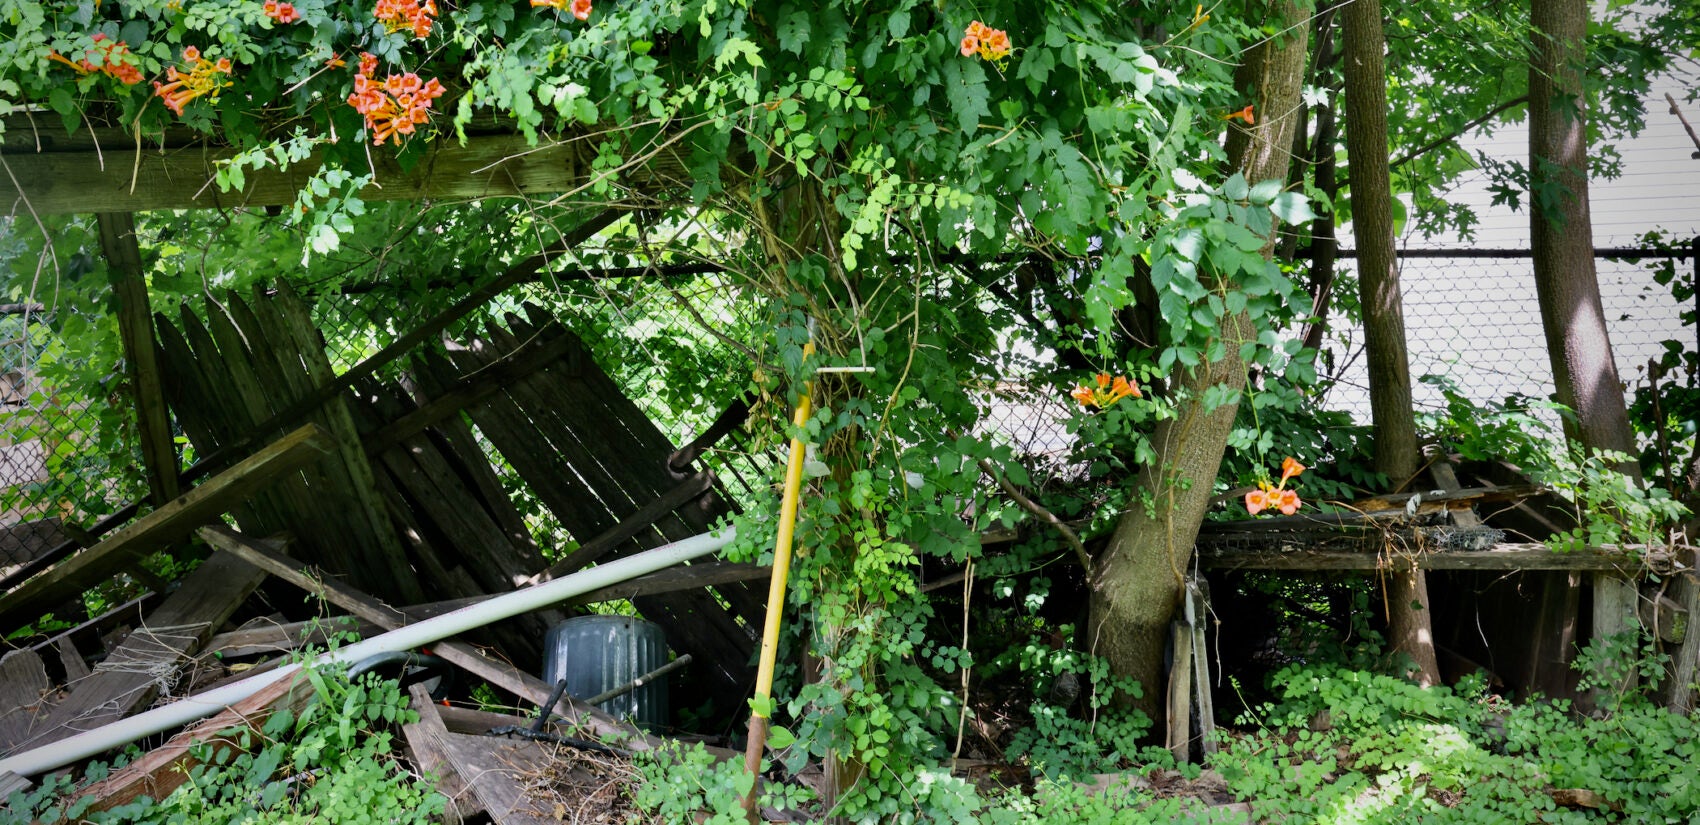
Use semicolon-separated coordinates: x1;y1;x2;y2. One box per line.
6;551;266;754
73;670;315;814
0;423;332;627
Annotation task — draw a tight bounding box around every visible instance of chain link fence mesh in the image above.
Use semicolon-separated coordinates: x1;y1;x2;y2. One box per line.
1319;250;1694;426
1;301;140;571
4;241;1693;568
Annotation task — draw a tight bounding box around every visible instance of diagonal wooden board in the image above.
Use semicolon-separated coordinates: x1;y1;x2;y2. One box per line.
2;551;267;756
0;423;332;628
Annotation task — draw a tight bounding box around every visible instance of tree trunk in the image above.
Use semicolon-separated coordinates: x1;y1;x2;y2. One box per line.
1528;0;1643;702
1341;0;1439;686
1088;0;1309;725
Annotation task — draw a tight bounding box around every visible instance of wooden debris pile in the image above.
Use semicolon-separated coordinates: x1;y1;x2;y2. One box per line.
0;284;777;820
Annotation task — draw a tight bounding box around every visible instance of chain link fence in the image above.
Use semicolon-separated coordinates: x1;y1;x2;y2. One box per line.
5;237;1693;568
1;300;139;571
1319;246;1697;426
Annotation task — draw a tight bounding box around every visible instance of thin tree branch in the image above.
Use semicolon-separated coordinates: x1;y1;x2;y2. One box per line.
976;455;1093;570
1337;96;1528;190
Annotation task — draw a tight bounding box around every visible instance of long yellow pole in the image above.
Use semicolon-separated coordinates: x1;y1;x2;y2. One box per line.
742;341;814;821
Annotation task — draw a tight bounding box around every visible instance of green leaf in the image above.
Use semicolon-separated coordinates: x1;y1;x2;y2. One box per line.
886;10;910;40
767;725;796;749
47;87;74;118
1248;179;1282;205
777;10;810;55
1271;192;1316;224
1223;173;1249;201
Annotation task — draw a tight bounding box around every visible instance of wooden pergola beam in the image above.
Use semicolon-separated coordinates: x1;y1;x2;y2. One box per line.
1196;542;1677;573
0;124;685;214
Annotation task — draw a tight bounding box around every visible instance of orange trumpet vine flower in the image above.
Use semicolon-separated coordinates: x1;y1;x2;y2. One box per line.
960;20;1012;61
1223;104;1255;124
47;33;143;85
152;46;234;116
1070;372;1142;410
1245;457;1306;516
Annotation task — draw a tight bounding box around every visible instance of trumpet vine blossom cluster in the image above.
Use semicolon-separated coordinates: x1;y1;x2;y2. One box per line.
263;0;302;23
959;20;1011;61
1070;373;1141;410
530;0;592;20
1245;457;1305;516
46;33;143;85
373;0;436;38
347;52;444;145
152;46;233;115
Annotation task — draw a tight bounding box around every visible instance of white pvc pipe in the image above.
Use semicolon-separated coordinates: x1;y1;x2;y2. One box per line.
0;527;735;778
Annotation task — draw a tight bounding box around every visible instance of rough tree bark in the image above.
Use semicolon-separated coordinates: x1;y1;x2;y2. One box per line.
1528;0;1645;700
1341;0;1440;686
1088;0;1310;724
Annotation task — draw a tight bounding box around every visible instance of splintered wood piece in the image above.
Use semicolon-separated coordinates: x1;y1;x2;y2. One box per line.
74;671;314;814
0;424;331;626
403;683;481;824
0;651;52;752
8;551;267;754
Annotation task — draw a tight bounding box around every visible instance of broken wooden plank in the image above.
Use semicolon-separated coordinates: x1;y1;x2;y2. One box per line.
1196;543;1661;572
98;212;180;507
363;330;584;457
403;683;481;824
73;671;315;814
437;732;556;825
0;651;52;752
204;615;378;659
534;473;717;581
0;424;332;626
53;639;91;686
198;527;411;630
8;551;266;754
